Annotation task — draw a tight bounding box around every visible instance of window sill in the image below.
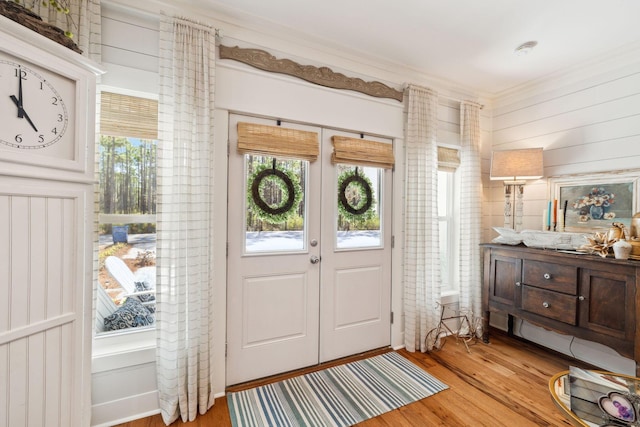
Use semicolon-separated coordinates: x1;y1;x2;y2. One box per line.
92;327;156;373
440;290;460;304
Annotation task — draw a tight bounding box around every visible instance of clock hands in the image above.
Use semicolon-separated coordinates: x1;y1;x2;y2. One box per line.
10;68;38;132
17;68;24;118
9;95;38;132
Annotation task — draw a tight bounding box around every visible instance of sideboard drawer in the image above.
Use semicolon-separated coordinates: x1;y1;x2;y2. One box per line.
521;286;577;325
522;260;577;294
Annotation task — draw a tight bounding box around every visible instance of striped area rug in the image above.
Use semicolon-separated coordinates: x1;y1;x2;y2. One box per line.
227;352;448;427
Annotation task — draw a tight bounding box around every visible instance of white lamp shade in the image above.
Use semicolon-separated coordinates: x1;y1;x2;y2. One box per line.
490;148;544;181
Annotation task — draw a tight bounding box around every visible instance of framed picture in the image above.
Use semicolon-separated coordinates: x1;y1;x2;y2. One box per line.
549;170;640;233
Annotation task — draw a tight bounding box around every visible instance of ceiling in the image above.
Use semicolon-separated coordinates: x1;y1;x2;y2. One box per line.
186;0;640;96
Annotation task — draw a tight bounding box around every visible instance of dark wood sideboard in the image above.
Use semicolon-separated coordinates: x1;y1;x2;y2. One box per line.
482;243;640;376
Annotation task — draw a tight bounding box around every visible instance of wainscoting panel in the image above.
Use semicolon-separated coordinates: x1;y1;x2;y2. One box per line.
0;183;91;427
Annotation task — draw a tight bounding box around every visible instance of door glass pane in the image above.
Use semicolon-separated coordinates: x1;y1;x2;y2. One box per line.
336;165;382;249
244;155;307;253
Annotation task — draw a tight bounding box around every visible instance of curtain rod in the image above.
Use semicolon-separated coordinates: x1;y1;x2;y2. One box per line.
404;84;484;109
441;95;484;110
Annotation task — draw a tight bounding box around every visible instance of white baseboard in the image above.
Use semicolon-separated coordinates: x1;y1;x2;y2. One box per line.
91;390;160;427
91;389;229;426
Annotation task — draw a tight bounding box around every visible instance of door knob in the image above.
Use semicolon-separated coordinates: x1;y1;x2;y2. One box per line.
310;256;320;264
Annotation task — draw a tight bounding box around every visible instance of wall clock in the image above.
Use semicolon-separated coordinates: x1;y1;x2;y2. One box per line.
0;16;103;177
0;54;70;150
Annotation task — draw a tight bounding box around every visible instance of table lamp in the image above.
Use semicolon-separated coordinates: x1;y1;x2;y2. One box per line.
490;148;544;231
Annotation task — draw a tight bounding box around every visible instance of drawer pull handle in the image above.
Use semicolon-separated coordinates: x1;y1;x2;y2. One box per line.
515;282;521;287
579;295;585;301
542;302;550;308
543;273;551;280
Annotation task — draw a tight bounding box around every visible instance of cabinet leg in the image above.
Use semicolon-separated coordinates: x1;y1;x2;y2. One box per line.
508;314;514;336
482;310;490;343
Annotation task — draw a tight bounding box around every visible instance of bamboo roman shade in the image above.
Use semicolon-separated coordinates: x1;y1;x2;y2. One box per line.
100;92;159;140
438;146;460;172
331;136;395;169
237;122;319;161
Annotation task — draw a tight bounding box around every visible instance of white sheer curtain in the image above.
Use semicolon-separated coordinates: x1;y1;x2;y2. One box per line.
156;15;216;425
403;84;441;352
459;102;483;336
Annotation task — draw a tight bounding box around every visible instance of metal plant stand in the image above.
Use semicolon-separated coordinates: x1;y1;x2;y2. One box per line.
425;301;477;353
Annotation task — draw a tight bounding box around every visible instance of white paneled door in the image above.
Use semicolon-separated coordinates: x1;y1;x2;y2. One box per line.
318;129;393;364
226;115;392;385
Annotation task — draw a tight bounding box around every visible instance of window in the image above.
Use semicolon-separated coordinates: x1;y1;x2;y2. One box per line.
96;92;158;335
437;145;460;294
243;155;308;253
336;164;383;249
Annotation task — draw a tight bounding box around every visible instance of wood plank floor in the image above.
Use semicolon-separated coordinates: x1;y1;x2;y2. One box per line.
116;329;593;426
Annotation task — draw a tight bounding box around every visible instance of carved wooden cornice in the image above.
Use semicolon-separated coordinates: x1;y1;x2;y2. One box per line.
219;45;404;102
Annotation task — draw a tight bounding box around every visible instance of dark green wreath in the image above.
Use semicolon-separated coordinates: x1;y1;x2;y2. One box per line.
248;162;302;223
337;168;376;223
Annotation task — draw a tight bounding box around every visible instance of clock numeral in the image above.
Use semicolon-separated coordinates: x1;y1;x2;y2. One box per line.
38;135;45;143
51;97;59;106
14;68;27;80
15;134;22;143
51;127;58;135
57;114;63;122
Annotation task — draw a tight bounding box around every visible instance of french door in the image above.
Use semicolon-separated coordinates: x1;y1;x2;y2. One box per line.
226;114;392;385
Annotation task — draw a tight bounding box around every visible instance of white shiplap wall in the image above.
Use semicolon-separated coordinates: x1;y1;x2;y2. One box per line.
486;58;640;236
100;4;159;95
486;55;640;374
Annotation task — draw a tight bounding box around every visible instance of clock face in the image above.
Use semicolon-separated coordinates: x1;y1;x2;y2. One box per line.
0;57;70;149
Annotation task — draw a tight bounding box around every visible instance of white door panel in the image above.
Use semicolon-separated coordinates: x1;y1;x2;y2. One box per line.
333;266;384;328
242;273;310;345
233;271;318;383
